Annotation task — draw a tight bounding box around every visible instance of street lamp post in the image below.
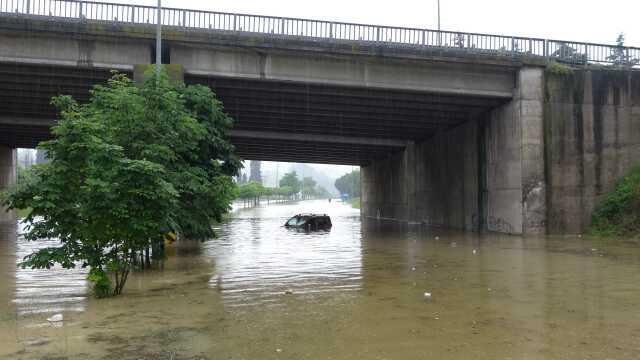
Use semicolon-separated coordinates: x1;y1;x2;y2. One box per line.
437;0;440;31
156;0;162;75
436;0;442;46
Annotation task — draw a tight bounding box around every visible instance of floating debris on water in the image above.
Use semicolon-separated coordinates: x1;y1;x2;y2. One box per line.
46;314;63;322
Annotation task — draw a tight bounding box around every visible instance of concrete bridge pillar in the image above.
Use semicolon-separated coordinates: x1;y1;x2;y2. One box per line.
484;67;546;235
0;146;17;224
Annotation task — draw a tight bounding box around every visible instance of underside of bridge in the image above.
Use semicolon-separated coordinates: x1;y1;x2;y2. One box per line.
0;62;505;166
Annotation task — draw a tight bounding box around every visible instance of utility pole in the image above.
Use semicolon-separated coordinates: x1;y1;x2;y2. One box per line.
156;0;162;76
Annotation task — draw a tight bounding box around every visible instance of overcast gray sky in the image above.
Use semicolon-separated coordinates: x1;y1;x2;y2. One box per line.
123;0;639;45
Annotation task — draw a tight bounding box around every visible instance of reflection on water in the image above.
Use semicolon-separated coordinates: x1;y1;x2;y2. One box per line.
206;201;362;307
1;199;640;359
13;222;88;316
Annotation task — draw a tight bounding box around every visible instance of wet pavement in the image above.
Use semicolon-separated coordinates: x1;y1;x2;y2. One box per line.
1;199;640;359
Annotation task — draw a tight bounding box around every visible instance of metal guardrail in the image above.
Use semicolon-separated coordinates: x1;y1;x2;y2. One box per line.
1;0;639;67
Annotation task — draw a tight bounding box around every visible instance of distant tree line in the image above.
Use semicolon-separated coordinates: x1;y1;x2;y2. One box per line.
334;170;360;198
235;170;331;206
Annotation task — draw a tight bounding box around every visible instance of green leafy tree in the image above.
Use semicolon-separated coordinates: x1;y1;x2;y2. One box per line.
315;186;331;199
279;171;301;194
276;186;294;197
335;170;360;198
552;43;587;65
301;176;317;198
607;33;639;66
1;71;240;297
237;181;265;199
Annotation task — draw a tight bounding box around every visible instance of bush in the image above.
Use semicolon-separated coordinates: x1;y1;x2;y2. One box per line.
591;167;640;237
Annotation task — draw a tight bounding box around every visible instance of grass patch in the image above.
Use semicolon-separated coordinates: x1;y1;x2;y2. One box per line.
349;197;360;209
591;167;640;238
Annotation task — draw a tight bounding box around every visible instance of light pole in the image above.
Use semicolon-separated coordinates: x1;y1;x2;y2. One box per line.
156;0;162;75
436;0;442;46
437;0;441;31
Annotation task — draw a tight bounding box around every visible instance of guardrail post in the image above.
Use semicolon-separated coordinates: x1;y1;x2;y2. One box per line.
584;45;589;65
280;19;284;35
26;0;31;14
78;1;83;19
329;22;333;38
422;30;426;45
131;6;135;23
543;39;548;58
376;27;380;42
233;14;237;31
182;10;186;27
625;48;630;66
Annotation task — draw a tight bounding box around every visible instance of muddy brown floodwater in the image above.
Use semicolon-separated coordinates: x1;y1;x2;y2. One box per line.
1;199;640;359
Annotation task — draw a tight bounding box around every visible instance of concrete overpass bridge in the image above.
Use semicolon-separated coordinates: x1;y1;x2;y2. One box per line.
0;0;639;235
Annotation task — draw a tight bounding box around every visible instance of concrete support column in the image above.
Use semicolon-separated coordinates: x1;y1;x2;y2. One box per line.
0;146;17;224
361;143;416;222
518;67;546;235
404;141;418;224
485;66;546;235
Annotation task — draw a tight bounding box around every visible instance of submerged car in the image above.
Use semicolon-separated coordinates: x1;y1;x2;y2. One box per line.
284;214;332;230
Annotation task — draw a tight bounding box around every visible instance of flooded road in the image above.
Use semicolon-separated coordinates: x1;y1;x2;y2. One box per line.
1;199;640;359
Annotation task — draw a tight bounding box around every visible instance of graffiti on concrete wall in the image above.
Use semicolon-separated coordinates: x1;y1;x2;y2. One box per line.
487;216;515;233
523;181;546;233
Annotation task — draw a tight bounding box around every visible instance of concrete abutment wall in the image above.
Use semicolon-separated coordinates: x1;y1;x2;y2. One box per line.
545;69;640;234
0;146;16;224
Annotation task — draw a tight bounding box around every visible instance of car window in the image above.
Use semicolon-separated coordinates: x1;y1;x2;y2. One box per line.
286;217;299;226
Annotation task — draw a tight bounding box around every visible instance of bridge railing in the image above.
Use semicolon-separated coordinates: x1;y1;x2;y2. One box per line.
1;0;639;67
